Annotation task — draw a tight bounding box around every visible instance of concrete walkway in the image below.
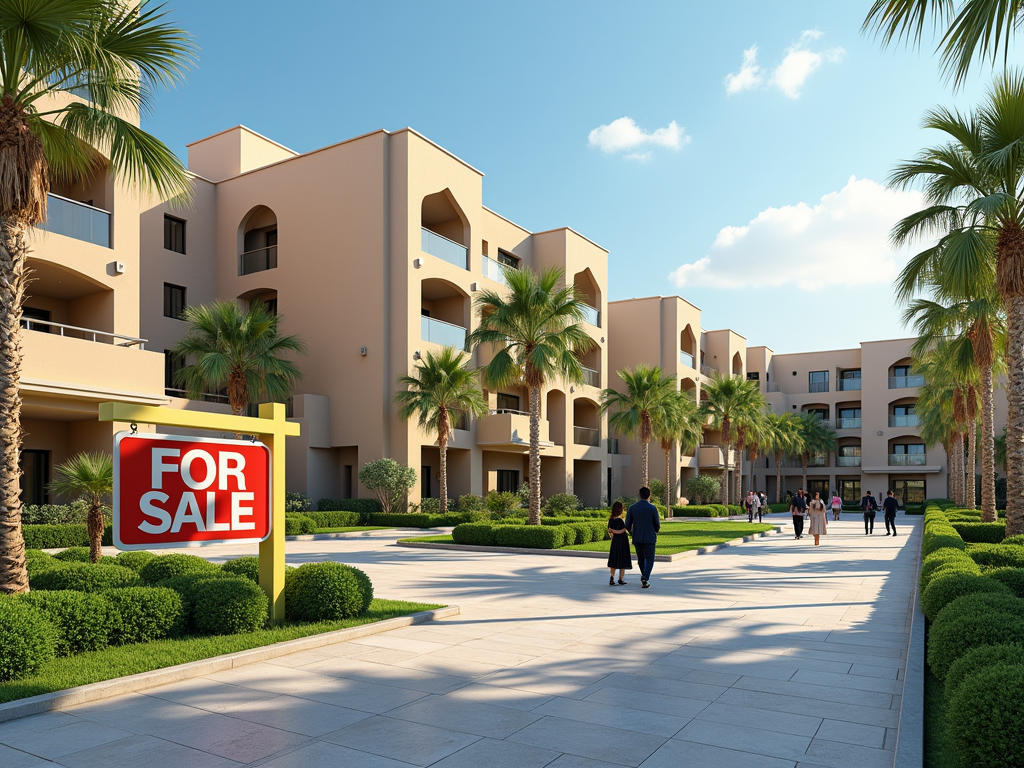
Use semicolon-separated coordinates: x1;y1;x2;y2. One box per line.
0;514;921;768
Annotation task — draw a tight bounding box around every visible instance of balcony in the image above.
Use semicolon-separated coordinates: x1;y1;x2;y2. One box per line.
809;381;829;393
421;228;467;269
807;455;829;467
573;426;599;447
700;364;717;377
421;316;467;350
698;444;736;469
240;245;278;276
836;456;862;467
889;375;924;389
679;351;695;369
482;255;510;285
580;304;601;328
20;318;145;349
165;388;229;404
836;417;861;429
477;409;558;454
889;414;919;427
581;367;599;387
890;454;926;466
37;193;111;248
837;378;862;391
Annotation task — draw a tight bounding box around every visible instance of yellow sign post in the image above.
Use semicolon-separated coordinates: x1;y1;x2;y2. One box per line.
99;401;300;624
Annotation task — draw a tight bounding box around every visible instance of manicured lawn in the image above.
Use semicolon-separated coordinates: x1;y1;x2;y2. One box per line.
402;534;455;544
565;521;775;555
0;599;439;704
311;526;389;534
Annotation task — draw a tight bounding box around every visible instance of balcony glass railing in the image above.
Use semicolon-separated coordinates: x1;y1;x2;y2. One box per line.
807;455;829;467
20;317;145;348
679;351;695;368
837;378;862;391
581;367;599;387
809;381;829;393
481;255;510;285
580;304;601;327
889;414;919;427
836;456;861;467
38;193;110;248
421;228;467;269
421;316;467;350
574;426;600;447
240;245;278;276
836;417;861;429
889;375;925;389
890;453;926;466
700;364;717;377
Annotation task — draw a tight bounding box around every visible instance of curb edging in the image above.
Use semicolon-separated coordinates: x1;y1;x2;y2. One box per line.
894;530;925;768
0;605;460;724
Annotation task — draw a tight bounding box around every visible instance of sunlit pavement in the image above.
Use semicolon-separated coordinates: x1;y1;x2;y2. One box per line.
1;514;920;768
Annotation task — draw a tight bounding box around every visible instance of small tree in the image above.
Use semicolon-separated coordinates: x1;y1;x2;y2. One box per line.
686;475;720;505
359;459;416;514
48;453;113;563
648;479;667;504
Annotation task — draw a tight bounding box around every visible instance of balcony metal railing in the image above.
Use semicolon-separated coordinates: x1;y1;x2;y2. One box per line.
482;255;510;285
836;417;862;429
836;456;862;467
889;414;919;427
889;375;925;389
37;193;111;248
20;318;146;348
574;426;600;446
490;408;530;417
581;366;599;387
837;378;862;391
580;304;601;327
700;364;717;377
421;316;468;350
607;438;619;454
240;245;278;276
809;381;829;393
679;351;695;369
421;227;467;269
889;453;926;466
807;455;829;467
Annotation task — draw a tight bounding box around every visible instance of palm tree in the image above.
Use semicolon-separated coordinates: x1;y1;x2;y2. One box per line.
0;2;195;594
864;0;1021;88
889;72;1024;535
762;411;796;503
395;348;487;514
602;364;677;490
917;351;963;502
698;374;762;505
48;452;113;564
173;300;306;418
469;266;594;525
733;404;768;504
796;414;838;494
653;390;699;508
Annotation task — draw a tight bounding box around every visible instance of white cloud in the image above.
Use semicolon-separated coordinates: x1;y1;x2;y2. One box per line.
724;45;763;94
587;117;689;159
668;176;926;291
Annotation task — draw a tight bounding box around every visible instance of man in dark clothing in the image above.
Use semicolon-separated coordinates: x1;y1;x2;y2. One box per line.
626;486;660;588
790;489;807;539
882;491;899;535
861;492;878;535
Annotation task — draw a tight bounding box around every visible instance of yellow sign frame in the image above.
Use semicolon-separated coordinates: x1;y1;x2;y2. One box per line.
99;401;300;624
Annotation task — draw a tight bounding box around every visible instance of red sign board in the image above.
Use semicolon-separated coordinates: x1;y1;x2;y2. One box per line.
114;432;272;550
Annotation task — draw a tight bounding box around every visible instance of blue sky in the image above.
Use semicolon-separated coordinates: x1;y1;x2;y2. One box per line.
147;0;999;353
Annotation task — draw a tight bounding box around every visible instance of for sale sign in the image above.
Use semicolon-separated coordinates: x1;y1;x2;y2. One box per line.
114;432;272;550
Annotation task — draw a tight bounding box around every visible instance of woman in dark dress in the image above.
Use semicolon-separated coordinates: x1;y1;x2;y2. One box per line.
607;501;632;585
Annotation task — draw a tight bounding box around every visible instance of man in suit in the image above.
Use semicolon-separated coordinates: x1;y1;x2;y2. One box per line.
861;491;878;535
626;486;661;589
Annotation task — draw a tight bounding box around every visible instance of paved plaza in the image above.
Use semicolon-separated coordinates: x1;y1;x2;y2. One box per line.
0;514;921;767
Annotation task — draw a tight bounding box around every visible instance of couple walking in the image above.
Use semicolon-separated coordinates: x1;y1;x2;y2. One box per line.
789;489;828;545
860;491;899;535
607;487;660;589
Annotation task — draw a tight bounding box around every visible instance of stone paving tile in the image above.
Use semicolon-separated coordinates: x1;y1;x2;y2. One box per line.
673;719;811;762
814;718;887;748
323;714;480;766
426;737;560;768
0;720;132;760
386;695;543;739
442;683;555;711
582;686;713;719
790;668;900;694
715;688;901;729
638;738;798;767
296;677;432;713
146;679;280;713
153;711;310;763
0;743;56;767
803;737;895;768
532;697;690;737
695;702;822;737
508;716;665;767
57;734;242;768
730;675;895;707
68;692;212;733
217;693;371;736
251;739;416;768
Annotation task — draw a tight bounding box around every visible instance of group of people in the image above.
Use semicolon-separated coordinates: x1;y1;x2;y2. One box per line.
788;488;900;544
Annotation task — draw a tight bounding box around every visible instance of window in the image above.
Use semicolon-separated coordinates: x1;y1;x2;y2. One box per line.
892;443;925;454
841;369;861;380
496;469;519;494
809;371;829;393
746;372;760;381
497;250;519;268
164;215;186;254
804;408;829;421
839;445;861;457
892;479;925;505
839;407;861;419
421;466;432;499
19;450;49;506
21;306;51;333
496;393;521;412
164;350;186;392
163;284;186;319
808;479;829;498
893;405;916;416
893;365;911;378
839;479;861;504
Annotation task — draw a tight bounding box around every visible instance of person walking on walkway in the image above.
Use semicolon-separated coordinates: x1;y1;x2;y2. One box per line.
626;487;660;589
861;491;878;535
746;490;762;523
882;490;899;536
790;489;807;539
830;491;843;521
808;491;828;546
606;501;632;585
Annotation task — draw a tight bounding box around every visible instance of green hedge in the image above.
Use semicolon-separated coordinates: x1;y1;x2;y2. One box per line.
928;592;1024;679
284;514;318;535
304;510;361;528
139;554;221;586
966;543;1024;569
114;551;156;572
988;568;1024;598
920;547;980;594
54;547;92;563
30;563;140;592
921;573;1010;621
451;523;496;546
493;525;567;549
945;643;1024;698
18;590;111;656
193;577;268;635
947;664;1024;768
952;522;1006;544
672;504;731;517
21;523;113;549
316;498;382;514
364;512;479;528
0;599;56;683
24;549;58;574
103;587;185;645
1003;534;1024;547
221;556;260;583
285;562;373;621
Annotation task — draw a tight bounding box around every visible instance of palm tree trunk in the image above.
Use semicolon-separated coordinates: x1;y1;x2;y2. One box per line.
0;220;29;593
801;458;807;496
528;384;542;525
438;435;449;515
664;448;671;508
1006;295;1024;535
88;500;104;563
966;421;977;510
775;452;783;504
981;362;997;521
640;417;651;489
953;434;964;507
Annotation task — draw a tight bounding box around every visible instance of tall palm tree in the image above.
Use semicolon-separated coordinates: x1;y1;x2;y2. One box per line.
601;364;677;490
469;266;593;525
698;374;762;505
763;411;797;503
890;72;1024;534
395;348;487;514
796;414;838;494
173;300;306;419
653;390;699;508
48;452;112;564
864;0;1021;88
733;404;768;504
0;2;195;594
917;351;962;502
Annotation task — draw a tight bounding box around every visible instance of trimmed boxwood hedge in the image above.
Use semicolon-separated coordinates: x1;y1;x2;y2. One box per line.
364;512;479;528
451;523;496;546
113;550;156;572
316;497;382;514
952;521;1006;543
139;553;220;585
221;556;260;583
22;524;88;549
156;572;239;632
192;577;268;635
671;504;731;517
946;664;1024;768
0;599;56;683
285;562;373;621
30;562;140;592
1002;534;1024;547
928;592;1024;679
24;549;59;574
104;587;184;645
920;548;979;593
284;514;318;535
18;590;112;656
53;547;92;563
493;525;567;549
945;643;1024;697
966;543;1024;569
987;567;1024;598
921;573;1010;621
304;510;361;528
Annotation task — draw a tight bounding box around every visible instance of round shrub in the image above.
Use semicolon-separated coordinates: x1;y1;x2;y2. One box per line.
114;551;157;572
221;556;260;584
285;562;373;621
920;548;978;592
54;547;92;563
24;549;58;574
0;599;56;682
968;543;1024;569
945;643;1024;697
921;574;1010;621
946;664;1024;768
104;587;184;644
952;521;1007;544
284;514;318;535
454;494;485;513
929;597;1024;679
451;523;495;546
193;577;268;635
987;567;1024;598
19;590;111;656
156;572;240;630
139;554;220;585
30;562;141;592
563;522;590;545
923;528;966;557
1002;534;1024;547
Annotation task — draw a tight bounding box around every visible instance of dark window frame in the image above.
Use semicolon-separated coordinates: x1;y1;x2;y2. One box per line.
163;283;186;320
164;214;186;254
496;469;520;494
164;349;186;391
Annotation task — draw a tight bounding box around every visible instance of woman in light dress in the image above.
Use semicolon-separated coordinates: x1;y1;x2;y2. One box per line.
808;492;828;546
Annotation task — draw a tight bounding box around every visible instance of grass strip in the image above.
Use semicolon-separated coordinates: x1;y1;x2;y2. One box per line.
401;534;455;544
0;599;439;704
924;667;959;768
